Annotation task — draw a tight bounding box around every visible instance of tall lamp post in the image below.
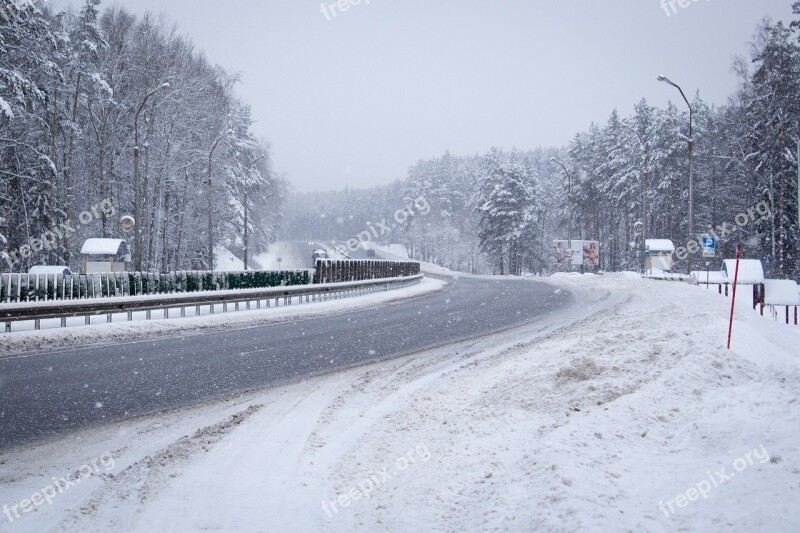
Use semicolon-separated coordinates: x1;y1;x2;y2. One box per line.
657;74;694;275
133;82;170;272
621;123;650;274
243;155;265;271
551;157;574;255
207;129;235;270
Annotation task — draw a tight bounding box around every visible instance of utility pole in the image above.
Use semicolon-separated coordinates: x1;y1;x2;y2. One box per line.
658;75;694;275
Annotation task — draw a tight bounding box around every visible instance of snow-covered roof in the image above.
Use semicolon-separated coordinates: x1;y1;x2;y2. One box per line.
28;265;72;275
763;279;800;306
721;259;764;285
691;270;728;284
80;238;128;256
645;239;675;253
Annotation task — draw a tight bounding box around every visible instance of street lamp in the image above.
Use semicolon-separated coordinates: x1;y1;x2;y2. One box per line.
133;82;170;272
657;74;694;275
243;154;265;271
550;157;574;256
621;122;650;274
207;128;235;270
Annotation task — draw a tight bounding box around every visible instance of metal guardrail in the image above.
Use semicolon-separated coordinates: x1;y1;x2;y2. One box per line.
0;275;423;333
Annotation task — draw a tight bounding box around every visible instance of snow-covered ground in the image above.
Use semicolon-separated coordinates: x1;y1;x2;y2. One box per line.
214;246;253;271
1;274;798;532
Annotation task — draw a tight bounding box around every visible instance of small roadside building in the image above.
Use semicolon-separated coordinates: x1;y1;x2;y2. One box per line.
80;238;131;273
721;259;764;285
645;239;675;273
28;265;73;278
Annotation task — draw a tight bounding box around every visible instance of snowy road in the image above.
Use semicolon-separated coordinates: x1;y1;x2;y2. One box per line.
0;275;572;449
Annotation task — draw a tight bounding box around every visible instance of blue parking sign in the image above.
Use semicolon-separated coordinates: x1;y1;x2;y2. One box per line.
702;236;716;258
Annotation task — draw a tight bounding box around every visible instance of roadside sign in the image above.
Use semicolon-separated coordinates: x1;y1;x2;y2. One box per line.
702;236;716;258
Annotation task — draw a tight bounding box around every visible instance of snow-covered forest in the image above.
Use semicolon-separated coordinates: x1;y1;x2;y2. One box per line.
287;7;800;279
0;0;286;273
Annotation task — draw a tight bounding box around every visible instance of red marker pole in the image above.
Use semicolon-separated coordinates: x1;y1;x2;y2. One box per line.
727;244;742;350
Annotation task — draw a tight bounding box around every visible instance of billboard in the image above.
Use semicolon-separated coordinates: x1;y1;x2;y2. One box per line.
553;240;574;265
582;241;599;267
553;240;600;267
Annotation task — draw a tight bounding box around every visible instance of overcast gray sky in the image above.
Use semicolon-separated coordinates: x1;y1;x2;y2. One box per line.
55;0;795;192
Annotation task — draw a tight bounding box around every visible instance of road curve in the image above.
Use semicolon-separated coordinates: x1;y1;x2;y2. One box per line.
0;275;572;449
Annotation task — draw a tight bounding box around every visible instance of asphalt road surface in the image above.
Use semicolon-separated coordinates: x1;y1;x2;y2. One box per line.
0;276;572;449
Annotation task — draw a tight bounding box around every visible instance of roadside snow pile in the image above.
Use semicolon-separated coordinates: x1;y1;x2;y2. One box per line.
1;274;797;532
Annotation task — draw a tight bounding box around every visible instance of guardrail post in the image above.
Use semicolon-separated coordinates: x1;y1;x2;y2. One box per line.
107;313;112;323
61;317;66;328
34;319;40;330
4;322;9;333
146;310;151;320
85;315;91;325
